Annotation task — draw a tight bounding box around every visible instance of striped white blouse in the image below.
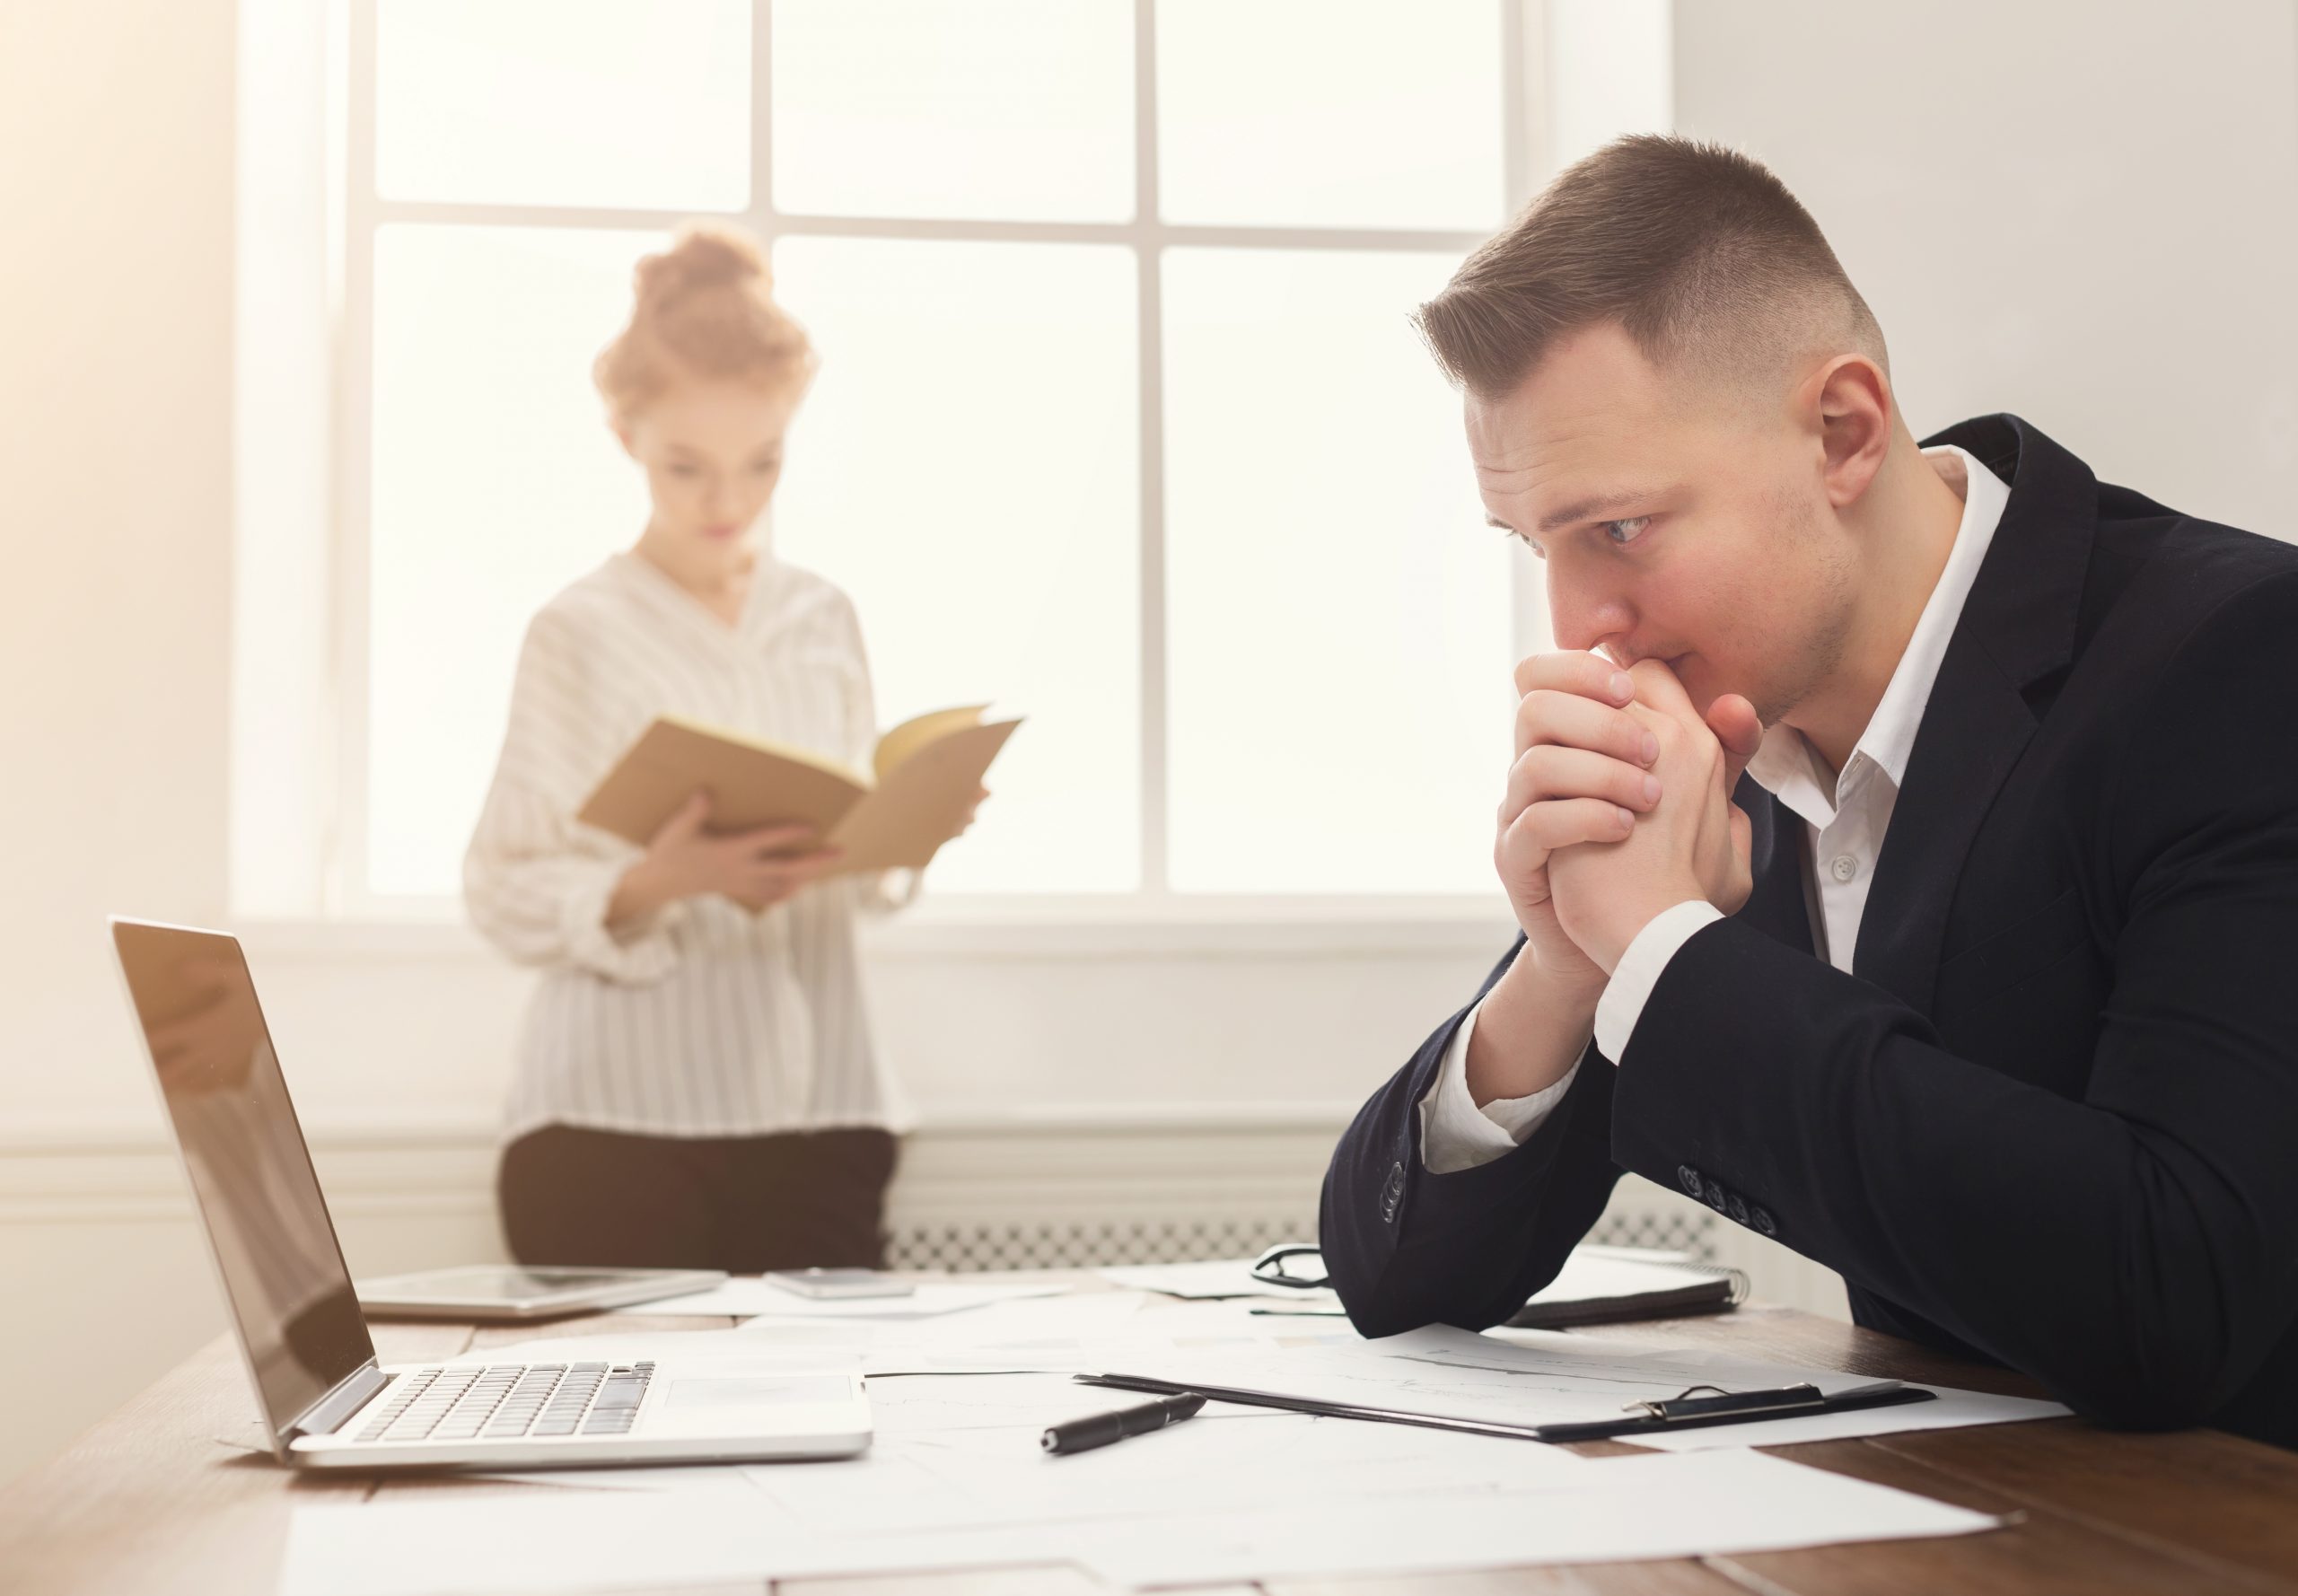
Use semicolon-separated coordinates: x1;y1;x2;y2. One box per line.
464;550;915;1144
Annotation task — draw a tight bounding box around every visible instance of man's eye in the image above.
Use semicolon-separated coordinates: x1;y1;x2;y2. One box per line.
1602;516;1653;546
1499;526;1546;559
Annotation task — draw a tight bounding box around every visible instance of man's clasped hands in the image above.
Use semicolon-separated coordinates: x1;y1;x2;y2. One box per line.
1498;653;1767;993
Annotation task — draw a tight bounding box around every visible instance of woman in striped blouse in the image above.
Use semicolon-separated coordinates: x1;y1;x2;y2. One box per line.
465;224;961;1272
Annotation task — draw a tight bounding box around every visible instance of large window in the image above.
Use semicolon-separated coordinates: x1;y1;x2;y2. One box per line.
324;0;1572;911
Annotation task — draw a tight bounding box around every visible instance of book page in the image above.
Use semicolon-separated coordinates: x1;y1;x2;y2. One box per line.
872;706;990;784
832;718;1022;872
661;713;866;786
577;718;871;848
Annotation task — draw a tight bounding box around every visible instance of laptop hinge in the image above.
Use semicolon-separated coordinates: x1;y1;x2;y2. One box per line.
285;1362;395;1444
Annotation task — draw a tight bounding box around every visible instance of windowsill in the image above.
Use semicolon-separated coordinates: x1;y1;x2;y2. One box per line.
231;897;1520;962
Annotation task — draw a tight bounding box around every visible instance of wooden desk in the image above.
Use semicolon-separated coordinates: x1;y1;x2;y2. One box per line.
4;1287;2294;1596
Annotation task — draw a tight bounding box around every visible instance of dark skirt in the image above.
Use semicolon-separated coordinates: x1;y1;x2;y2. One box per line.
496;1123;899;1273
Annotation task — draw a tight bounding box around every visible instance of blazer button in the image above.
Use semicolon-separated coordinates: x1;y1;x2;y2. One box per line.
1727;1194;1750;1226
1677;1165;1703;1199
1753;1207;1777;1236
1704;1183;1729;1214
1381;1161;1406;1224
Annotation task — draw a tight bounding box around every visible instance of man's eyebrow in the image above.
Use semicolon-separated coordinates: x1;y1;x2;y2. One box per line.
1537;487;1667;533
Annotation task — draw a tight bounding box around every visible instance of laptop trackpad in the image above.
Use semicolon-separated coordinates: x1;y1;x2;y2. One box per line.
667;1376;853;1409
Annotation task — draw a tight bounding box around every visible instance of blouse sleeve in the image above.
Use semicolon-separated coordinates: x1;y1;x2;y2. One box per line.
462;609;689;984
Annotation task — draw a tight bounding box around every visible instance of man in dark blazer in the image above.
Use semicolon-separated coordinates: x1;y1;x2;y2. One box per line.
1322;135;2298;1450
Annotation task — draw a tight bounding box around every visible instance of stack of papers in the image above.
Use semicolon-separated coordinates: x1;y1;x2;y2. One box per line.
277;1290;2062;1593
285;1424;1999;1594
1094;1323;2068;1444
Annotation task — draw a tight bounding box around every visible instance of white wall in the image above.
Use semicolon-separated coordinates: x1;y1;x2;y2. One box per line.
1672;0;2298;535
0;0;240;1482
0;2;237;1119
7;0;2296;1489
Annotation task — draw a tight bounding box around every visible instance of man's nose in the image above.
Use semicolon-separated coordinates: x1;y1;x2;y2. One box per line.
1546;572;1635;657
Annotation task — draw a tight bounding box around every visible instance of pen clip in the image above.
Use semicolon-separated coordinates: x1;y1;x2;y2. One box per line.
1624;1382;1836;1423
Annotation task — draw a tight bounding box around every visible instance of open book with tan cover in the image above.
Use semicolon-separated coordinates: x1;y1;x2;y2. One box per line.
577;706;1022;874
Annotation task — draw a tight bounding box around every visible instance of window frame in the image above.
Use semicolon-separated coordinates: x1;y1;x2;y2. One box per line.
316;0;1566;924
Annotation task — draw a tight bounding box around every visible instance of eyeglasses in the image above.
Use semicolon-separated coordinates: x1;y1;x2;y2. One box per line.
1247;1242;1329;1290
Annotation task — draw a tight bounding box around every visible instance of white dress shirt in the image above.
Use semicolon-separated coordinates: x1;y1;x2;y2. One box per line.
465;551;915;1144
1422;446;2011;1172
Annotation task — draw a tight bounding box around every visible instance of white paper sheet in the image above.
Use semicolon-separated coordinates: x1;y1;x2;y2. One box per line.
1098;1256;1329;1302
743;1396;1586;1538
634;1276;1066;1319
280;1489;1081;1596
1071;1447;1998;1587
278;1438;1995;1595
1619;1383;2071;1450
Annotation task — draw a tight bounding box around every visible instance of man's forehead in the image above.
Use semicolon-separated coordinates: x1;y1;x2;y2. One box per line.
1470;323;1672;461
1467;392;1679;525
1464;323;1681;497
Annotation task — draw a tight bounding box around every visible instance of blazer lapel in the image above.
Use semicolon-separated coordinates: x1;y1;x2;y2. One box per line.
1734;779;1816;958
1853;415;2098;1013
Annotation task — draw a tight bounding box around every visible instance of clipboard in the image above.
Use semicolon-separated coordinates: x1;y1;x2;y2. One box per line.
1075;1372;1936;1444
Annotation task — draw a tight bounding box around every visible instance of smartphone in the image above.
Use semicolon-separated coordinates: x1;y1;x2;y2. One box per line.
765;1267;917;1300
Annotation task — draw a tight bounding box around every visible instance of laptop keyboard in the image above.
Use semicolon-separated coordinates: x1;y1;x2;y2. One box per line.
355;1361;655;1443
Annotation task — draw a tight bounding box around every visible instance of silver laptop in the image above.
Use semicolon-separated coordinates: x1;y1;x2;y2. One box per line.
111;917;872;1470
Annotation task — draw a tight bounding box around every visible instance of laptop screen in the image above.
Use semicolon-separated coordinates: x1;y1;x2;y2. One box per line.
113;921;375;1440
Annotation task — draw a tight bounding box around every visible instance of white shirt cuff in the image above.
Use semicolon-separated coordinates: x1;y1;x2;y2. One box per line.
1592;900;1725;1062
565;861;688;986
1417;996;1583;1174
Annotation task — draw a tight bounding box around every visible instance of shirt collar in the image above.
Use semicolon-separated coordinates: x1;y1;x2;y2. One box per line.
1743;444;2013;826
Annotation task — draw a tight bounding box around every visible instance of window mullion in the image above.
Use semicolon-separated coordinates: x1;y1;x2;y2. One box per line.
748;0;777;244
1505;0;1548;666
1134;0;1168;898
336;0;382;916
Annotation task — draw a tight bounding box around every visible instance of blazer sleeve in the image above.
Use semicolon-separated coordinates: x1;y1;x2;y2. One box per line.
1609;575;2298;1432
1320;934;1625;1336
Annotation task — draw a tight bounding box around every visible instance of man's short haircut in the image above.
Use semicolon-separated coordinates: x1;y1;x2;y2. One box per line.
1416;135;1886;402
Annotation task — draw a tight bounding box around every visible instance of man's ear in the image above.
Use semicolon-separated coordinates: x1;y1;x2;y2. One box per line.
1809;354;1891;511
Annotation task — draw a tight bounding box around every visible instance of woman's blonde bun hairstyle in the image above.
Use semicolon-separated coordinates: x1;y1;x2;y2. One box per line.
593;222;816;423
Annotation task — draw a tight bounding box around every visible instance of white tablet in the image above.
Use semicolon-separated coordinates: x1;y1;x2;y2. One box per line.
356;1264;727;1320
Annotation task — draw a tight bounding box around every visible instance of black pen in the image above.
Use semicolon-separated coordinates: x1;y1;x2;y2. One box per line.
1041;1390;1206;1455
